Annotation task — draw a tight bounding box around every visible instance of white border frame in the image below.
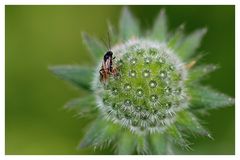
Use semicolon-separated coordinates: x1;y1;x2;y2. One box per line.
1;0;239;160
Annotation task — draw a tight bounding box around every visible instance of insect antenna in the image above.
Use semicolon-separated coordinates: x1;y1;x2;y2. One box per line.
107;30;112;51
101;37;109;51
101;31;112;51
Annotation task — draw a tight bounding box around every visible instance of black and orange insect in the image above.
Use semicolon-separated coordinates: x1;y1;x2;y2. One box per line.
99;33;118;83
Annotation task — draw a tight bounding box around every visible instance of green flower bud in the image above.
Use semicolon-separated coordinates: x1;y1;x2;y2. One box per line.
93;39;188;134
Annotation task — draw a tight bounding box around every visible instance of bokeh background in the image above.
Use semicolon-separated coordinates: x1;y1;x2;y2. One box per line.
5;5;235;155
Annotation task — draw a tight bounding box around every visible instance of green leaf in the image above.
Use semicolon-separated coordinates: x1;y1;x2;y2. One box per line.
150;9;168;41
149;133;166;154
119;7;140;41
49;65;93;91
64;95;97;118
168;24;185;49
176;111;212;138
116;131;136;155
187;64;219;83
79;119;120;149
176;28;207;60
136;135;151;154
189;85;235;110
82;32;105;60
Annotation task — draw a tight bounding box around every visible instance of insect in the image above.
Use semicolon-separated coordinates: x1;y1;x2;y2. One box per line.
99;33;118;83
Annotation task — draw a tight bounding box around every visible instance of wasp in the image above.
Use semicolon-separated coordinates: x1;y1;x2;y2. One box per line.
99;33;118;83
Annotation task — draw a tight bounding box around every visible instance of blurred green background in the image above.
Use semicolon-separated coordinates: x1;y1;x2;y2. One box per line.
5;5;235;155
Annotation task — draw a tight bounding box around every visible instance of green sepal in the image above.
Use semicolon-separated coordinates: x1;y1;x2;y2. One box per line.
136;134;151;155
49;65;93;91
149;133;166;154
116;131;136;155
189;85;235;110
167;125;190;150
150;9;168;41
186;64;219;83
64;95;97;118
79;119;120;149
82;32;105;60
168;24;185;49
119;7;140;41
176;111;212;138
176;28;207;60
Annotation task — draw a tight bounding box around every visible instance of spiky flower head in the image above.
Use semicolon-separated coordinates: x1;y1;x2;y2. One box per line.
50;7;234;154
93;39;188;135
